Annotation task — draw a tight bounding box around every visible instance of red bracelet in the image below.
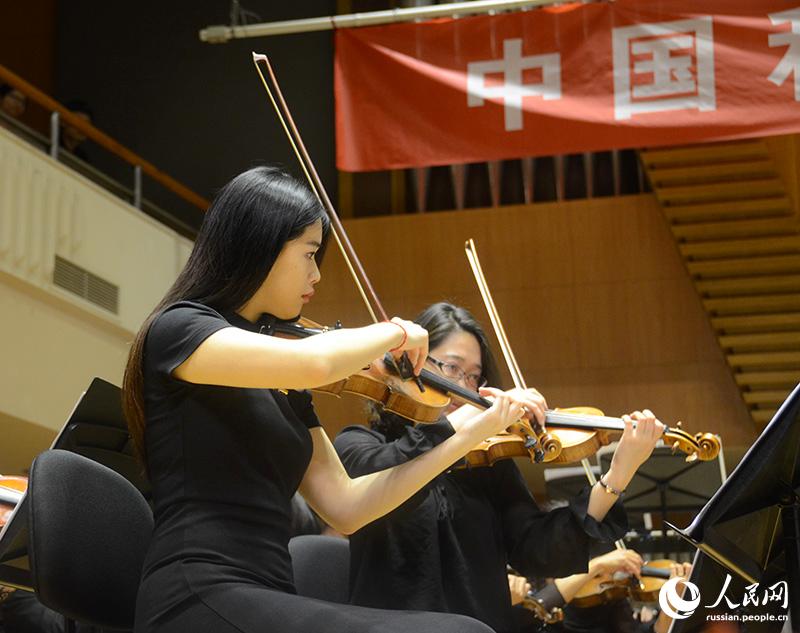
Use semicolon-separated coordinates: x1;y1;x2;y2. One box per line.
386;321;408;352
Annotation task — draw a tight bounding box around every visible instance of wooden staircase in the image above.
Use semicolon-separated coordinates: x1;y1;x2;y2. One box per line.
640;140;800;429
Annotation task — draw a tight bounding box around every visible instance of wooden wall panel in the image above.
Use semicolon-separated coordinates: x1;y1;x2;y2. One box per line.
309;194;757;466
0;0;56;132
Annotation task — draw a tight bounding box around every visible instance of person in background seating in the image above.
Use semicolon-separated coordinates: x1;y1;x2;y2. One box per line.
0;85;27;129
59;100;93;163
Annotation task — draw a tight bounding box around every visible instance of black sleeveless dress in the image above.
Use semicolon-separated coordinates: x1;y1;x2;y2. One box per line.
134;301;492;633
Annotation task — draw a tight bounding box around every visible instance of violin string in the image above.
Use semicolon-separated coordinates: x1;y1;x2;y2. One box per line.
544;411;627;430
251;54;379;323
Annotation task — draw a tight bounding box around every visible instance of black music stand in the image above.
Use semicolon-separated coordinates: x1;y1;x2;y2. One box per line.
668;382;800;633
0;377;148;590
599;446;723;557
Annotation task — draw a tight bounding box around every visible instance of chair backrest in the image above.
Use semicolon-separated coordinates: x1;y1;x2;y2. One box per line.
289;534;350;604
28;449;153;630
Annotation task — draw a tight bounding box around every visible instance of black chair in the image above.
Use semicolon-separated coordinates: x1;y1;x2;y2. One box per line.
27;449;152;631
289;534;350;604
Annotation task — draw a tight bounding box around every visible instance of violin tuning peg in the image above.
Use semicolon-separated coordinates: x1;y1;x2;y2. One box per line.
685;453;698;463
676;420;682;428
671;441;680;453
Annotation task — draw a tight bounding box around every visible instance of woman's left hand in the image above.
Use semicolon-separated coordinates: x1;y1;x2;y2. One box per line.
606;409;664;489
507;574;531;606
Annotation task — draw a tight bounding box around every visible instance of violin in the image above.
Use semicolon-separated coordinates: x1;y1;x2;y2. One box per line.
457;239;721;467
571;559;676;608
465;406;720;466
522;590;564;625
0;475;27;529
262;316;548;461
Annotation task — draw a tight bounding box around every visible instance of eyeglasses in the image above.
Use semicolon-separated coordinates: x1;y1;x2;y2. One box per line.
426;356;486;390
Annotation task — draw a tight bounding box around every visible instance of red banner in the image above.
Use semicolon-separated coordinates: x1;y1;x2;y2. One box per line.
335;0;800;171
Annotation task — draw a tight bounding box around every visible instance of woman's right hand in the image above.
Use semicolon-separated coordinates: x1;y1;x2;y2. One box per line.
388;317;429;375
588;549;644;579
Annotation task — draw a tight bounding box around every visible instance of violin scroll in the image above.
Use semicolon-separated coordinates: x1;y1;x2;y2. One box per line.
663;426;720;462
694;432;722;462
522;592;564;625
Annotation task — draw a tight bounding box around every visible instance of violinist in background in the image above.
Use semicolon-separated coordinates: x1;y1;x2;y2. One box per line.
123;166;543;633
515;550;692;633
334;302;665;633
554;550;691;633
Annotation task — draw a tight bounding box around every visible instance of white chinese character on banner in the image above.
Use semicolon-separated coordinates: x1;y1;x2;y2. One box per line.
612;17;716;120
466;38;561;131
768;7;800;100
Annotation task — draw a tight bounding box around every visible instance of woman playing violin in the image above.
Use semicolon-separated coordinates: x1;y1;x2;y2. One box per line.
535;549;693;633
334;302;665;633
123;167;542;633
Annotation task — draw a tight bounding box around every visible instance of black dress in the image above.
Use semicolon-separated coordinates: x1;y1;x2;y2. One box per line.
135;302;493;633
562;599;654;633
334;415;628;633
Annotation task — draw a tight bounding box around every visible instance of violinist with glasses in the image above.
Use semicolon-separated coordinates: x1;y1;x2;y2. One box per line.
334;302;665;633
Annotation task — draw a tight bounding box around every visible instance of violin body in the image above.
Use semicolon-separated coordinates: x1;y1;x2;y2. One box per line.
315;357;450;424
265;316;454;424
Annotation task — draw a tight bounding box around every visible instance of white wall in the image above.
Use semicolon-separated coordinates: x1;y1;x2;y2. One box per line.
0;128;193;447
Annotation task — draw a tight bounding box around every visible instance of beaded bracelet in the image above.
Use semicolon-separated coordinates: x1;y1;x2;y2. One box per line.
598;476;625;497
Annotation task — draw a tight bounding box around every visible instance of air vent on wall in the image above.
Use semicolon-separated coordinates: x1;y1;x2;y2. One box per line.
53;255;119;314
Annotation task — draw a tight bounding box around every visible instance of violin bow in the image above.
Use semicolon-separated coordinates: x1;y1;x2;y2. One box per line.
464;238;628;549
463;239;559;464
251;52;380;323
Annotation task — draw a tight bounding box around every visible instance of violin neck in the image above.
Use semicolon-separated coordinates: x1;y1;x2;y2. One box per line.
544;410;672;434
418;369;492;409
641;566;672;579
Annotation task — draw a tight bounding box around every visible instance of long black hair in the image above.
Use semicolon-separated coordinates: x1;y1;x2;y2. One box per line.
123;166;329;463
371;302;502;439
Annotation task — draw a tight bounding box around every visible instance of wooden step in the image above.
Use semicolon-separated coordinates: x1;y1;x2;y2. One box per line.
672;217;800;242
727;351;800;368
703;294;800;315
742;389;792;406
680;235;800;260
640;142;769;168
658;179;785;205
649;160;776;187
697;275;800;297
662;197;794;224
720;331;800;351
751;408;778;425
711;313;800;333
735;370;800;389
688;254;800;278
